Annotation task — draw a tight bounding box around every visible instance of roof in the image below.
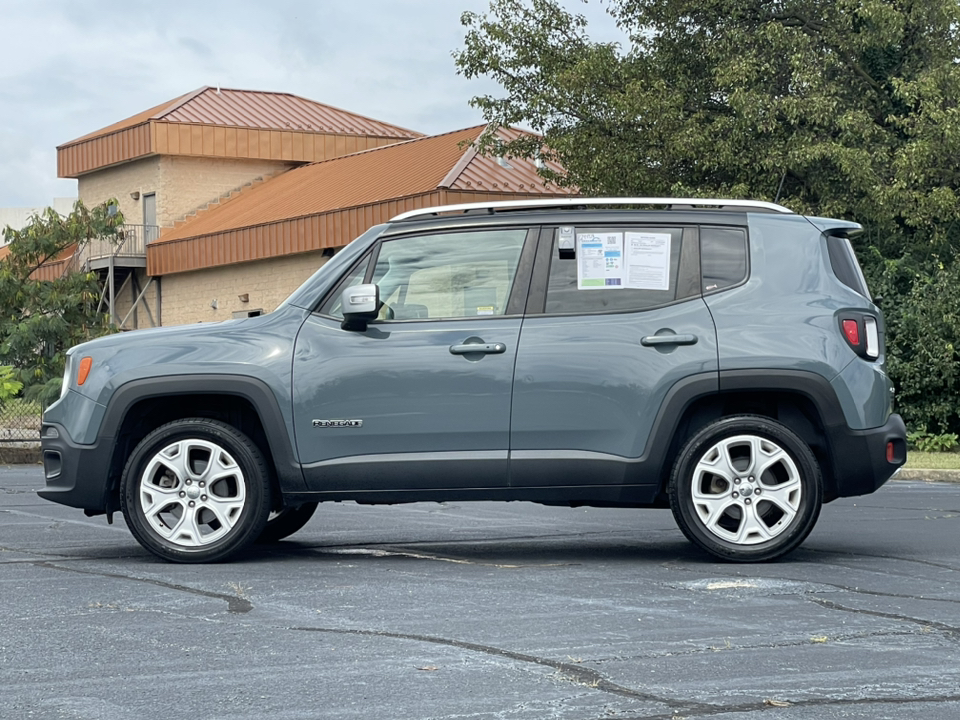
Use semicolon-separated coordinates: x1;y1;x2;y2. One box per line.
155;125;575;245
62;86;423;147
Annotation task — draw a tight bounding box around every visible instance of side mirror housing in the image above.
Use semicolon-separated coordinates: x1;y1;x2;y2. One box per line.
340;283;380;331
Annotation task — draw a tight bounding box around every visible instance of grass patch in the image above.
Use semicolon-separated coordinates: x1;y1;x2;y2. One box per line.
904;451;960;470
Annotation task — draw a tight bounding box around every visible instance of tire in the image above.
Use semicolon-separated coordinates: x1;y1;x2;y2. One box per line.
668;415;823;562
120;418;272;563
257;502;319;543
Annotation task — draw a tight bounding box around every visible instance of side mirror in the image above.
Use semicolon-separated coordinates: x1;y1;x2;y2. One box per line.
340;283;380;331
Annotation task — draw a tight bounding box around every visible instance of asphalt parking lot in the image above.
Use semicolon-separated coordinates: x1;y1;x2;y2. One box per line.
1;465;959;720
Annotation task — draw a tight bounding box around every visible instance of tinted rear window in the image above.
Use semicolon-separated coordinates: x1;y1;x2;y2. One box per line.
827;235;871;299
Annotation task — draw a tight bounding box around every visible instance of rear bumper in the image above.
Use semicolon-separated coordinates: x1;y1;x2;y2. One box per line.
827;413;906;498
38;422;115;515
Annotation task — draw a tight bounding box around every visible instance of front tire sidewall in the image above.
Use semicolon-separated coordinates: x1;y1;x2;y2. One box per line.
669;416;823;562
121;419;271;563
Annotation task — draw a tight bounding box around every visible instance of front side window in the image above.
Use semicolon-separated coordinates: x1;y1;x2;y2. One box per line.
544;227;697;314
369;230;527;320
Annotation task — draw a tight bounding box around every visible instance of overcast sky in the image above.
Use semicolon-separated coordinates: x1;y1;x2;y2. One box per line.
0;0;623;208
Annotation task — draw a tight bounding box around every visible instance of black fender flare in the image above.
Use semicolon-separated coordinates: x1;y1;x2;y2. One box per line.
642;369;852;499
101;374;305;497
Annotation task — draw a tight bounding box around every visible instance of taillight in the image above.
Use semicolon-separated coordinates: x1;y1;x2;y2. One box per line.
839;314;879;360
842;319;859;346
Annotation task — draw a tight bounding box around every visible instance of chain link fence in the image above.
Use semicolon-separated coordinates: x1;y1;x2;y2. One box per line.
0;399;42;442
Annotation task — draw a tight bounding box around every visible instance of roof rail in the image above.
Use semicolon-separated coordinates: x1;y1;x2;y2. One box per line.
390;197;793;222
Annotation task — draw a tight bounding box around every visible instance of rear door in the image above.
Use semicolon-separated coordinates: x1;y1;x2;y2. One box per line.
509;223;719;488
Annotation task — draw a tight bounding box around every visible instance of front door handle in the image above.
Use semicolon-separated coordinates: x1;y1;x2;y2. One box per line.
641;334;698;347
449;342;507;355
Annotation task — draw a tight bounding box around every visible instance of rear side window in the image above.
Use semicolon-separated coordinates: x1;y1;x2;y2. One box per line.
544;227;698;314
701;227;747;293
826;235;871;299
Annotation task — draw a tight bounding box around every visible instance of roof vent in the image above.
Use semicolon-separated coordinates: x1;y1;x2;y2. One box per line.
496;156;513;169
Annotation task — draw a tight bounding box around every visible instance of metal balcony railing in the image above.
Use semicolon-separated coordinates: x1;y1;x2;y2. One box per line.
76;223;157;269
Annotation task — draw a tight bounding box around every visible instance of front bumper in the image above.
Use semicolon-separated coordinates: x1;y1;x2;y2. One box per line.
827;413;907;498
38;422;116;515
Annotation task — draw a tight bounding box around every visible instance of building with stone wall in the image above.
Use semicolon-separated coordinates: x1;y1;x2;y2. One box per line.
53;86;575;328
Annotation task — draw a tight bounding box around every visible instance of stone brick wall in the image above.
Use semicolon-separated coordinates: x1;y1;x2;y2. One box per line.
157;156;295;228
159;250;330;326
77;157;161;225
77;155;295;228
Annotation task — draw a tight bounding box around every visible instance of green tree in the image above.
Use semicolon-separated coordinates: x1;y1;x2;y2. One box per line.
456;0;960;433
0;201;123;405
0;366;23;405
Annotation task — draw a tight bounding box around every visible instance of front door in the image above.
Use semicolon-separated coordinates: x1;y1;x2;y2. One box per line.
293;227;536;493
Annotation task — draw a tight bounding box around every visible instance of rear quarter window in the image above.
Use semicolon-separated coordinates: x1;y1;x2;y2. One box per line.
701;227;748;293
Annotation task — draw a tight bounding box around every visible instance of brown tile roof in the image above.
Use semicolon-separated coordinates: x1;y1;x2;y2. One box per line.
61;86;423;148
155;125;574;245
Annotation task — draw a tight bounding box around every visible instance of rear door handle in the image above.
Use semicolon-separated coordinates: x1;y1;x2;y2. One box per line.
449;342;507;355
641;334;698;347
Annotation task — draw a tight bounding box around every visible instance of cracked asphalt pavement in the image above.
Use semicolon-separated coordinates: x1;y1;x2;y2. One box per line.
1;466;959;720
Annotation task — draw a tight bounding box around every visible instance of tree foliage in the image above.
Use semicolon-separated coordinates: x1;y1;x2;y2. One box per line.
0;201;123;405
456;0;960;433
0;366;23;405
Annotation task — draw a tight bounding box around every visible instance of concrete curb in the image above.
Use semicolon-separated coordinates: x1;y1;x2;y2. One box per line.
894;468;960;484
0;444;41;465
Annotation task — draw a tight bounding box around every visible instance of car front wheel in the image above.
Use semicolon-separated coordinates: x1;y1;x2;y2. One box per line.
120;419;271;563
668;415;823;562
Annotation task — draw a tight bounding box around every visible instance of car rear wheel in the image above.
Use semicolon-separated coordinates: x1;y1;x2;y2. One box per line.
120;419;271;563
257;502;319;543
668;415;822;562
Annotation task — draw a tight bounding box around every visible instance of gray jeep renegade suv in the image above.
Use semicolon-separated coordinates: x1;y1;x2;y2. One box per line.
39;198;907;563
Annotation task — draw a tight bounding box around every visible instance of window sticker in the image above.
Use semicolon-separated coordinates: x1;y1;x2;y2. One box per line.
577;232;624;288
625;232;671;290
